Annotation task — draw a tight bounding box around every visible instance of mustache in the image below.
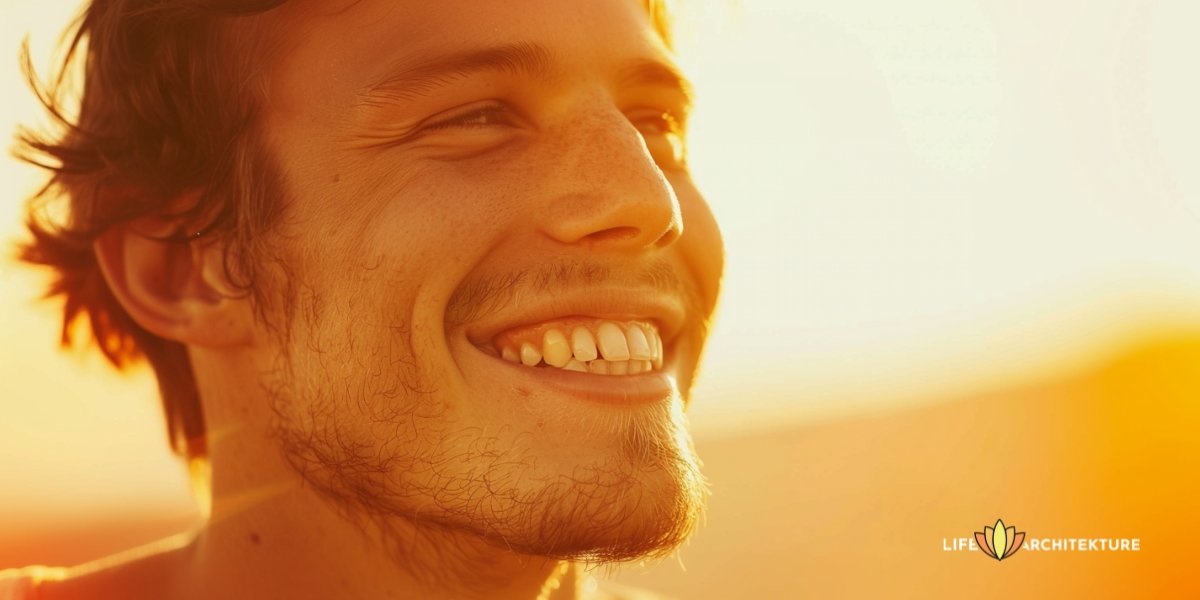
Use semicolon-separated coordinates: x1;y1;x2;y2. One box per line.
444;258;705;330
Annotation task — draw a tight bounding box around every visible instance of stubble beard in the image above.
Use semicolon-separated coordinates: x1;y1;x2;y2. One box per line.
257;275;709;581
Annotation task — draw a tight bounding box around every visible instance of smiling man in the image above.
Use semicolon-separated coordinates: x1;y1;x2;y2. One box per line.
4;0;723;598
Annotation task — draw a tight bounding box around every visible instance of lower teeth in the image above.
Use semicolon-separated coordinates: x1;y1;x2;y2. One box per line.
528;359;651;375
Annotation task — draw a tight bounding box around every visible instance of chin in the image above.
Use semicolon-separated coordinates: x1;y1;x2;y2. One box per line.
498;407;709;564
555;466;706;564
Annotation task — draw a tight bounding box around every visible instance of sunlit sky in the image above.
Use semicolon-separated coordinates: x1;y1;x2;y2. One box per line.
2;0;1199;522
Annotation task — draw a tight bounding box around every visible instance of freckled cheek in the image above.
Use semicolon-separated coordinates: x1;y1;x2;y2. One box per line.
334;189;513;300
313;145;539;277
411;162;532;238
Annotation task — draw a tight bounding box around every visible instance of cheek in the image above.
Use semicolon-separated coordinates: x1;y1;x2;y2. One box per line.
676;183;726;309
268;266;440;422
346;165;527;277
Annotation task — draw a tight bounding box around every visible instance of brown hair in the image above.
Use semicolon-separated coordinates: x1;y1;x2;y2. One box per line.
14;0;675;462
14;0;289;459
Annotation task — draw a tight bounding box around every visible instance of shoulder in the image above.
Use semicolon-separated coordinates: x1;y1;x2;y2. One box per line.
6;538;193;600
0;569;39;600
0;566;74;600
590;580;679;600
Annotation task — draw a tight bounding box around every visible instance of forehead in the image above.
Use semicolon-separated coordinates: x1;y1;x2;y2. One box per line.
262;0;673;107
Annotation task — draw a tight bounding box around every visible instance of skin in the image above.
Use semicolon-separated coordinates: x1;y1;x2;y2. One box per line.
48;0;723;598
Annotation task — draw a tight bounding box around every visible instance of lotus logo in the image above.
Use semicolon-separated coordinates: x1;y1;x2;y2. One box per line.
975;519;1025;561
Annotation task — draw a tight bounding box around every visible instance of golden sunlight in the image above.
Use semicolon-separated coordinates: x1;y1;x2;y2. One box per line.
2;0;1199;597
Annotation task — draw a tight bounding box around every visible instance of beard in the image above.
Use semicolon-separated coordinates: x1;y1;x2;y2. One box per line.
256;264;709;574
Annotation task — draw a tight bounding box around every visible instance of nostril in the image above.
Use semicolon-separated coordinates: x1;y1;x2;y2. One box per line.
584;226;640;244
654;225;680;248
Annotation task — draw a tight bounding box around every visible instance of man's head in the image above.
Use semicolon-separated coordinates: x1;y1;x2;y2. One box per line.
20;0;723;566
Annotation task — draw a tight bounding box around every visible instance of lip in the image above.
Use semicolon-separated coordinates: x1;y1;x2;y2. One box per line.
452;285;688;407
460;286;689;350
458;335;679;406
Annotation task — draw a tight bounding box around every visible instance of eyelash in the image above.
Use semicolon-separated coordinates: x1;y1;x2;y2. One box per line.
633;111;684;137
424;105;514;131
419;103;687;167
424;104;685;134
630;109;688;168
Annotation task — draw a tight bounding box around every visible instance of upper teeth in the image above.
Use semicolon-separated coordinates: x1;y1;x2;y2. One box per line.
494;320;664;375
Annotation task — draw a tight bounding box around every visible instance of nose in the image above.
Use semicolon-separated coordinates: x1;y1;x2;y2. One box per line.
538;109;683;251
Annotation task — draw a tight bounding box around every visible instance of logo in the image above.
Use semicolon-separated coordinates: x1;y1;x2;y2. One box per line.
974;518;1024;561
944;519;1140;557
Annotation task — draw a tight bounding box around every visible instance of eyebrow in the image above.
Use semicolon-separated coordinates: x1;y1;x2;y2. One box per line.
359;41;694;109
618;57;695;108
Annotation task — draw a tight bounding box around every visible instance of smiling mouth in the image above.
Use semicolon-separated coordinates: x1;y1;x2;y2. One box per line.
480;317;666;376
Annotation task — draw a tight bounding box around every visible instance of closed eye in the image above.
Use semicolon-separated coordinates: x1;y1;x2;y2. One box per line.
423;103;517;132
628;108;687;168
632;110;684;136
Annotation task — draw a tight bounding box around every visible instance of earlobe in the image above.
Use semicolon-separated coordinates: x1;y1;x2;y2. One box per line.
92;217;254;348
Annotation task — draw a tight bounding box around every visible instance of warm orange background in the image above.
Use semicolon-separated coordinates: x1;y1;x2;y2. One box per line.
7;334;1198;597
606;333;1200;598
4;1;1200;598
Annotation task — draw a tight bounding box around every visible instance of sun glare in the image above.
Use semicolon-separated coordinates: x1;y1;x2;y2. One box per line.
2;1;1199;591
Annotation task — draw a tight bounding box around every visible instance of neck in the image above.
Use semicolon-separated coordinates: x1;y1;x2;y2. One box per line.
186;355;581;600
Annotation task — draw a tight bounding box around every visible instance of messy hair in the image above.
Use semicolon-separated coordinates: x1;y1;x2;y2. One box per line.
13;0;675;461
14;0;289;459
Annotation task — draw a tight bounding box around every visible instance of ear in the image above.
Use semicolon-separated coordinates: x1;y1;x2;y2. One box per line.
93;210;255;348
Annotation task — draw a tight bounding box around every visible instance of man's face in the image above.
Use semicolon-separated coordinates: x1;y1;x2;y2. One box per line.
251;0;724;560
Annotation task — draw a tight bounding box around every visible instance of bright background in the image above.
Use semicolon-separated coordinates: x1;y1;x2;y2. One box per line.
3;1;1199;598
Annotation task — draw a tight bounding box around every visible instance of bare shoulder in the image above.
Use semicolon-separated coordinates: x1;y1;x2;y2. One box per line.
33;539;193;600
591;580;679;600
0;569;40;600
